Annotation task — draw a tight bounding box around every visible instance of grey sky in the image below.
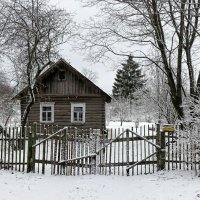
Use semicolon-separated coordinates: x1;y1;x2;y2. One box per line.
50;0;116;94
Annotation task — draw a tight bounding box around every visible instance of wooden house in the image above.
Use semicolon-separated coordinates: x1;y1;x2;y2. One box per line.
15;58;111;129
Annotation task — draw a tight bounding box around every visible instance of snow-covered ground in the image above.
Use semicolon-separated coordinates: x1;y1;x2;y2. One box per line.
0;170;200;200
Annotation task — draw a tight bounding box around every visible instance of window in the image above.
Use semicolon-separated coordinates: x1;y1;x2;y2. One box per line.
40;102;54;123
71;103;86;123
58;70;66;80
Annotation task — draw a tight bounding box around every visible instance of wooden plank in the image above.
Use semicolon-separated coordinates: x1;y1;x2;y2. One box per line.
132;129;134;175
140;127;143;174
42;128;47;174
126;129;129;174
11;127;15;171
57;133;62;175
22;127;27;172
114;129;116;175
122;129;124;176
15;128;18;171
18;127;22;171
0;128;3;169
167;131;170;170
144;126;147;174
136;127;139;175
109;129;112;175
4;127;7;169
7;127;11;170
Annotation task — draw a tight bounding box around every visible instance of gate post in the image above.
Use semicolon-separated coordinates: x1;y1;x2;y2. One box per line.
89;129;100;175
156;123;166;171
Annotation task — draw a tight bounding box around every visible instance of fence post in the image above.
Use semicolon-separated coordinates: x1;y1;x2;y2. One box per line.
156;123;166;171
27;126;33;173
89;128;96;174
95;129;100;175
126;129;130;176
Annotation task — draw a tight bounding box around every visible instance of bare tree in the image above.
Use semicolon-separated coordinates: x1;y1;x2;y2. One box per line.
110;96;131;126
77;0;200;120
81;67;99;83
0;0;75;127
0;70;16;126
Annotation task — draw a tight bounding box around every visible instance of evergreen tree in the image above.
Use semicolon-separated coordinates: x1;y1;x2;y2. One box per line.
112;55;145;99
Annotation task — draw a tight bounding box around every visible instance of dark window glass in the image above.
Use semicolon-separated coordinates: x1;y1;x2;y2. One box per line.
79;112;83;121
74;112;78;121
41;105;52;122
42;112;46;121
47;112;52;121
58;70;66;80
43;106;51;111
74;107;83;112
73;106;83;122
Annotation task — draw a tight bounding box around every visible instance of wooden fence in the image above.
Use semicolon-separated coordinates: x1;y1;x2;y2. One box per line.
0;126;29;171
0;123;200;176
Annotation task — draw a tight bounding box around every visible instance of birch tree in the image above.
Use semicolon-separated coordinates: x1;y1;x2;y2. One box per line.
0;0;75;127
77;0;200;120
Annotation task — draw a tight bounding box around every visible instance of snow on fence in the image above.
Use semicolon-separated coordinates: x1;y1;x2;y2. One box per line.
0;123;200;176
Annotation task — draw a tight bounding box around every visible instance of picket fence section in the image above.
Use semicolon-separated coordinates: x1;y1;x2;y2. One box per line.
0;123;200;176
0;126;29;171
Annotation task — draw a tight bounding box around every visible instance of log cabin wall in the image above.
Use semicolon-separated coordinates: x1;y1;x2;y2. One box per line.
21;96;106;129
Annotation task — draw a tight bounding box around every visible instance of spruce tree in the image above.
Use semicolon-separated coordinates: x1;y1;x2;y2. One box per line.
112;55;145;99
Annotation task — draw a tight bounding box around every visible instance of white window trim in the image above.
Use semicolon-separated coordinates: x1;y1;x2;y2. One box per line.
71;103;86;123
40;102;55;123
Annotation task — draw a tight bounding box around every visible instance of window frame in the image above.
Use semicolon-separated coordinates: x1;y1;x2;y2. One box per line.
40;102;55;123
71;103;86;124
58;70;66;81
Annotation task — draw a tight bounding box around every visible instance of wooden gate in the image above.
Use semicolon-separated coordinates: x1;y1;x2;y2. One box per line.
30;124;166;176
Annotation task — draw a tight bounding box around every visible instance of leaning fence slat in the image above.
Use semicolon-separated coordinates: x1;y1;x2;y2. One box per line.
96;129;127;154
129;129;161;150
33;127;68;148
127;151;158;176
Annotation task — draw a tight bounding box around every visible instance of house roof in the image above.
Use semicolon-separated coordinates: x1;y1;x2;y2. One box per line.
14;58;111;103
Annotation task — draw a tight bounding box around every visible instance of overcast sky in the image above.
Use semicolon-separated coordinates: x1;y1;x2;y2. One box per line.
50;0;116;94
